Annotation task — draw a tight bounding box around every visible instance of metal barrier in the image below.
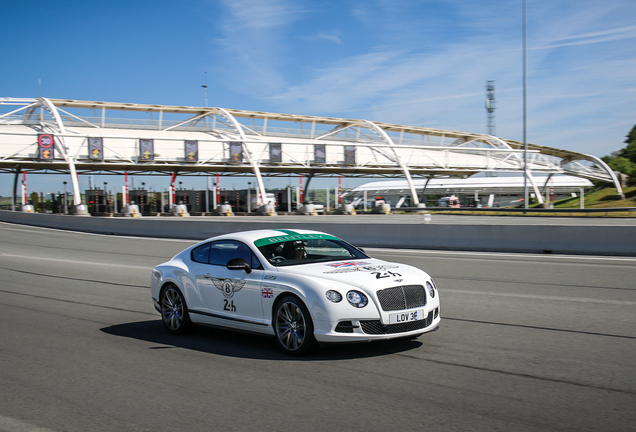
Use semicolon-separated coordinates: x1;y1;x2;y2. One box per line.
399;207;636;217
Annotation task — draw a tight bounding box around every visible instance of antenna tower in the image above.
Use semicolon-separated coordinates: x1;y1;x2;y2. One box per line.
485;80;496;136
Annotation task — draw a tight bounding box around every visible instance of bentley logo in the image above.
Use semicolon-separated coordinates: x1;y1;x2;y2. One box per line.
212;278;246;298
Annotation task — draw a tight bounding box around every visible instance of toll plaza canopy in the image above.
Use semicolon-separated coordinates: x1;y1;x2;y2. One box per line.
0;97;623;207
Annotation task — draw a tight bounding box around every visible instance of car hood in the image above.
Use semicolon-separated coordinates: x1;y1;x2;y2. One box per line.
275;258;429;291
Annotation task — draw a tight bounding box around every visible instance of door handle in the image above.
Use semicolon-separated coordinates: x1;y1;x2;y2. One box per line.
203;273;211;278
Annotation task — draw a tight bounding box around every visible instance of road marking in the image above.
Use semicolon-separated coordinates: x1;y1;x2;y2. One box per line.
366;248;636;262
0;221;193;243
443;288;636;305
0;253;150;270
0;415;57;432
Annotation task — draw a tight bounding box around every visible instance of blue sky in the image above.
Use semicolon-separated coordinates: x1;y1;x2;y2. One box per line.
1;0;635;196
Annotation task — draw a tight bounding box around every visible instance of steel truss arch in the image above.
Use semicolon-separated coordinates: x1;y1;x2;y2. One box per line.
0;97;625;207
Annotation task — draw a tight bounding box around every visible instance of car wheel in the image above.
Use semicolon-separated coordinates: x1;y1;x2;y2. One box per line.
160;284;192;334
274;296;316;356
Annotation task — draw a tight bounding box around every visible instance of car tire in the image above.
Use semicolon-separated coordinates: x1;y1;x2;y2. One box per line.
160;284;192;335
273;296;316;356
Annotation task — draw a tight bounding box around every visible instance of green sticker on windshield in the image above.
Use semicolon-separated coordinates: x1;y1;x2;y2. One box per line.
254;233;340;247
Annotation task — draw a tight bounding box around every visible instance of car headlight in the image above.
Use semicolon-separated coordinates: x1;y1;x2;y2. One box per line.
346;290;368;308
426;281;436;298
325;290;342;303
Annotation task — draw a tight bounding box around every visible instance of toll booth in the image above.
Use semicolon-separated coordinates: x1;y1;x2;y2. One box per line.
147;191;164;213
85;189;108;214
129;189;152;213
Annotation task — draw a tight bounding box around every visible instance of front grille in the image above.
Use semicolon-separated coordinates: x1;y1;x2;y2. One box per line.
376;285;427;311
360;310;435;335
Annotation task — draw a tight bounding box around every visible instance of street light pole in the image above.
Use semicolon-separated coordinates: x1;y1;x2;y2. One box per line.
247;182;251;213
523;0;528;211
63;181;68;214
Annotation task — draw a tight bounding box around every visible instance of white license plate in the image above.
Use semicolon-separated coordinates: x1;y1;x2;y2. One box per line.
389;309;425;324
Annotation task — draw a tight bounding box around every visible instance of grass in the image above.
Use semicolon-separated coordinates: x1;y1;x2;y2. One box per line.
550;186;636;209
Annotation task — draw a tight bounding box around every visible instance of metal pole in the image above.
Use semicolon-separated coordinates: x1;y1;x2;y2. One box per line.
12;167;21;211
63;181;68;214
326;187;330;212
202;72;209;128
523;0;528;210
287;187;291;213
206;176;210;213
247;182;251;213
580;188;584;209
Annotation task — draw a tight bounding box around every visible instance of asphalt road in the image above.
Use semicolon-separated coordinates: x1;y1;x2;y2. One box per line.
1;222;635;432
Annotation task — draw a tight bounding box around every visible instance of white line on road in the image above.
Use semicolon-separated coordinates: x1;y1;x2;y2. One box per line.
0;253;150;270
443;288;636;305
0;415;57;432
366;247;636;262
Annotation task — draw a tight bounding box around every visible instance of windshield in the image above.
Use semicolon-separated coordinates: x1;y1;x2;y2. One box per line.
256;237;368;267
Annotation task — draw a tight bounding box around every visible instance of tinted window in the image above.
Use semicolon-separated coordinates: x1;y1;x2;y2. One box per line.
191;243;210;263
251;253;262;270
257;238;368;267
209;241;254;266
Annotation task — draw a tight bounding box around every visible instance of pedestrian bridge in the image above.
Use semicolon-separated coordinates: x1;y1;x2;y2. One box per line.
0;97;622;208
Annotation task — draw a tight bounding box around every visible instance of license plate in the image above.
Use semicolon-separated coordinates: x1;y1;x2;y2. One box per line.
389;309;424;324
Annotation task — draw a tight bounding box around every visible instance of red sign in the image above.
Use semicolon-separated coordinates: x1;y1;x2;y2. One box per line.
38;134;55;160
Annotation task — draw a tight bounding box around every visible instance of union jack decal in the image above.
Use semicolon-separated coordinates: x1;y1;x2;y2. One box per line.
261;287;274;298
327;261;370;268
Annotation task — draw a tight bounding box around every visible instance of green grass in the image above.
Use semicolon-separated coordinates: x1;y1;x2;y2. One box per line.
551;186;636;209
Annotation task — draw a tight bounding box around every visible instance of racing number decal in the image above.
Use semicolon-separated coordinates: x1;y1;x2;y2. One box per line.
371;271;401;279
223;299;237;312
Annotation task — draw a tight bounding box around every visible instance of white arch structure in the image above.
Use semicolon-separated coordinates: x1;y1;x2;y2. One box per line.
0;97;623;209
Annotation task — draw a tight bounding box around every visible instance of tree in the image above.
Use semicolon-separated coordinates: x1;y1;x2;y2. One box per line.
29;192;39;208
625;124;636;146
602;124;636;186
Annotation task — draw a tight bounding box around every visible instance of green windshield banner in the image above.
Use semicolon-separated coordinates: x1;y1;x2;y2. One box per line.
254;233;340;248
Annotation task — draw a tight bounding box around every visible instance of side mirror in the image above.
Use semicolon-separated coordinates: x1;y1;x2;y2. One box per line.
226;257;252;274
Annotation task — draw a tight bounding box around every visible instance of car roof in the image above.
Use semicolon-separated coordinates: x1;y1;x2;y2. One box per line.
199;229;339;246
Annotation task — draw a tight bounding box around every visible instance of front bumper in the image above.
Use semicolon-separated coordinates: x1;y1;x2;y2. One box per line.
313;306;440;343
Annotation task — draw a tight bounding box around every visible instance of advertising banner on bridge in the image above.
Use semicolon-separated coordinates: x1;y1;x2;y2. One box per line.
229;141;243;163
344;145;356;165
139;139;154;161
269;143;282;163
314;144;326;164
185;140;198;162
38;134;55;160
88;137;103;160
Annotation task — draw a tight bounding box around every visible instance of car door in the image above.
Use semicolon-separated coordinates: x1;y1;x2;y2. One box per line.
192;240;265;326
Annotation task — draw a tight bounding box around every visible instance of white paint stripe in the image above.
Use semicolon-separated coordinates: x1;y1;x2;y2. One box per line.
366;247;636;262
0;221;193;243
0;415;57;432
0;253;150;270
443;288;636;305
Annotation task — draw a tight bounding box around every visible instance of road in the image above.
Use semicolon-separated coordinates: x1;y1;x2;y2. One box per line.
1;222;634;431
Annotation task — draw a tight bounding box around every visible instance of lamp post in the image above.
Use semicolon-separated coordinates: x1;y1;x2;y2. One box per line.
63;181;68;214
104;182;108;213
523;0;528;211
247;182;251;213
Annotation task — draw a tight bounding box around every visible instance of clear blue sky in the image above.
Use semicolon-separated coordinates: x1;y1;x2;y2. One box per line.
1;0;635;196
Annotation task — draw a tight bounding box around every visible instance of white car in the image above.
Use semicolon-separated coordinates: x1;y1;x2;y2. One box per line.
151;229;441;355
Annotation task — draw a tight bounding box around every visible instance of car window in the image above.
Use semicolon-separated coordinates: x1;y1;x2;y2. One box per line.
257;238;368;267
191;243;210;263
209;240;254;267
